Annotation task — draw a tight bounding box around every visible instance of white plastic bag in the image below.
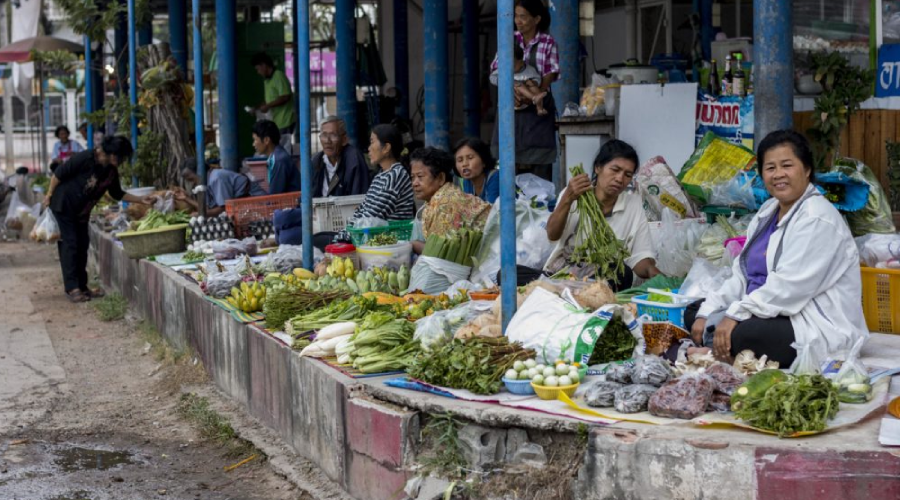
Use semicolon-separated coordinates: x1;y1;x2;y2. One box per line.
855;233;900;268
516;174;556;204
790;341;822;375
506;287;593;364
414;302;479;351
153;191;176;214
635;156;699;222
470;200;553;285
408;256;472;294
30;210;60;243
707;172;757;210
655;208;704;278
679;258;732;299
353;216;388;229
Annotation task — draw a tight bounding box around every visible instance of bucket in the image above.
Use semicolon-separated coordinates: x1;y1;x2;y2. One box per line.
357;242;413;271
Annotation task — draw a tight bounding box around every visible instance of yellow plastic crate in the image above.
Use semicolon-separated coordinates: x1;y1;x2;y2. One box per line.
861;266;900;334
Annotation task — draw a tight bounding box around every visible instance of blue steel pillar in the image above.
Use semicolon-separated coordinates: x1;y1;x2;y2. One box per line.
497;0;516;330
84;35;94;150
753;0;792;142
550;0;579;109
296;0;313;270
423;0;449;150
192;0;206;198
393;0;409;119
128;0;139;186
216;0;239;171
462;0;479;137
335;0;357;145
114;13;127;95
139;23;152;46
169;0;188;73
700;0;713;61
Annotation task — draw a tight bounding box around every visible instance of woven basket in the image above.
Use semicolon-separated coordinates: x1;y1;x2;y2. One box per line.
117;224;188;259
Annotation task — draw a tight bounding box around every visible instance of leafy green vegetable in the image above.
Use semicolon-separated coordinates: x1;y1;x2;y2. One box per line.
286;296;377;335
422;229;483;266
568;164;629;282
135;210;190;232
263;285;352;333
734;374;840;437
407;337;535;395
587;318;637;365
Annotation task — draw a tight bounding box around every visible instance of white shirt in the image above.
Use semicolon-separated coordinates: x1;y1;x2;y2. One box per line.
322;154;339;197
543;190;655;274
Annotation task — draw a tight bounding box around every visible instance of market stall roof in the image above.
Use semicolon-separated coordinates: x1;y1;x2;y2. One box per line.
0;36;84;63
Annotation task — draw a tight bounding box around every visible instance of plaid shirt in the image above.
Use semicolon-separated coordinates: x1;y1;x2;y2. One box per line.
491;31;560;80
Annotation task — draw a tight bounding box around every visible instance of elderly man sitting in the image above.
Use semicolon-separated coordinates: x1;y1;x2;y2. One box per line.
311;116;371;197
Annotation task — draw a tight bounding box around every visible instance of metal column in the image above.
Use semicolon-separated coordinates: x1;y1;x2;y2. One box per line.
423;0;449;150
114;14;127;95
296;0;313;270
216;0;239;171
700;0;713;61
753;0;792;143
462;0;479;137
335;0;357;145
497;0;516;330
128;0;139;186
169;0;188;73
84;35;94;150
192;0;206;199
138;23;152;46
393;0;409;120
550;0;579;109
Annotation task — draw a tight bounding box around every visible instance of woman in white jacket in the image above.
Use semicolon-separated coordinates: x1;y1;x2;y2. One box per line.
685;130;868;366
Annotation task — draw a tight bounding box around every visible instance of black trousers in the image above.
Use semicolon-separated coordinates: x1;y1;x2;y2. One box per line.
684;300;797;366
54;211;90;293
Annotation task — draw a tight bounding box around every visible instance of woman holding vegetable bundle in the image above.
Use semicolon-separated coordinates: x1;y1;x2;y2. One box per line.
410;147;491;255
685;130;868;366
544;140;659;289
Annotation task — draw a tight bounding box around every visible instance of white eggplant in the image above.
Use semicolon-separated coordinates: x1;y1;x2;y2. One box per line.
316;322;358;341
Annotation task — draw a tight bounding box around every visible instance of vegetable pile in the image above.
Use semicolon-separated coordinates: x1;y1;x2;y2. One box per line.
285;296;377;335
135;210;190;232
568;163;629;282
407;337;535;395
733;372;839;436
263;285;352;332
587;318;638;365
338;312;419;373
367;233;399;246
422;228;483;266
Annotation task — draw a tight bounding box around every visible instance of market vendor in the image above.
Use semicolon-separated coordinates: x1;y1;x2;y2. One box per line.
177;161;264;217
348;124;415;225
685;130;868;366
253;120;300;195
410;147;492;254
311;116;371;197
43;136;156;303
544;139;660;289
251;52;296;139
454;137;499;204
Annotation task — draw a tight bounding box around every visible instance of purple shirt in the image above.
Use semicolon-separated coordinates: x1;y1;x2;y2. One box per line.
745;216;778;294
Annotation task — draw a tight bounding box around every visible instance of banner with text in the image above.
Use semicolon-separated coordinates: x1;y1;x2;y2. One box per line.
695;90;755;150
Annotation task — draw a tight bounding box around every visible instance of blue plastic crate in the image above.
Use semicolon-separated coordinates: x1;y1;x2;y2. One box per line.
631;291;689;328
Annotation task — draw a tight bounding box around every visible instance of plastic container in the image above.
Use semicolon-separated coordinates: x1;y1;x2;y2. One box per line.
701;205;751;224
724;235;747;257
356;242;413;271
860;266;900;334
325;242;358;270
503;377;536;395
225;191;299;238
347;220;414;246
531;382;580;401
312;194;366;233
632;289;689;328
116;224;189;259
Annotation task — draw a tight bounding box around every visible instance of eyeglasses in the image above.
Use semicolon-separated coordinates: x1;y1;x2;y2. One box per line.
318;133;341;141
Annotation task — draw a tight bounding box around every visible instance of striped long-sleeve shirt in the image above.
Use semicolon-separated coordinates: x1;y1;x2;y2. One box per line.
350;163;415;224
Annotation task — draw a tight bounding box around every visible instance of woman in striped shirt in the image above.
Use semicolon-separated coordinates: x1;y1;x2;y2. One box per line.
349;124;415;225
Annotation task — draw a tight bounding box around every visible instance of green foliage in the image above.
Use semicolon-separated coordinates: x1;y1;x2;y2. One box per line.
83;93;145;138
419;413;467;479
30;50;78;73
91;292;128;322
53;0;124;41
806;52;875;170
120;130;165;187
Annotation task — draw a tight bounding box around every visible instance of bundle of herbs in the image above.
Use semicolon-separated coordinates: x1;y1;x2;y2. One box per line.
263;285;352;332
733;373;839;437
568;164;629;282
285;296;377;336
422;228;483;266
407;337;535;395
587;317;638;365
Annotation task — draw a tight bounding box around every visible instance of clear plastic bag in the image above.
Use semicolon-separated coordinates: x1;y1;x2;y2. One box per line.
614;384;659;414
584;381;623;408
205;268;243;298
153;191;176;214
855;233;900;268
655;208;704;278
680;258;732;299
704;362;745;395
833;338;872;404
470;200;553;285
408;256;472;295
212;237;259;260
353;216;388;229
604;363;633;384
647;372;716;419
264;244;322;274
789;341;822;375
516;173;556;204
414;302;477;351
30;210;60;243
707;172;757;210
635;156;699;222
632;355;674;387
833;158;897;236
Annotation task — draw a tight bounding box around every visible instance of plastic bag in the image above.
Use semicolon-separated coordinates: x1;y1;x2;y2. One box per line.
604;363;633;384
516;174;556;204
4;193;26;229
614;384;659;413
707;172;757;210
579;73;611;117
789;341;822;375
704;362;745;395
212;237;259;260
30;210;60;243
815;172;871;213
408;255;472;295
678;132;757;205
153;191;176;214
632;355;674;387
655;208;704;278
680;258;732;299
855;233;900;268
647;372;716;419
414;302;477;351
506;287;594;364
584;381;623;408
357;242;412;271
470;200;553;285
264;244;322;274
833;338;872;404
571;304;646;365
707;392;732;413
832;158;897;236
562;102;581;118
635;156;700;222
205;267;243;298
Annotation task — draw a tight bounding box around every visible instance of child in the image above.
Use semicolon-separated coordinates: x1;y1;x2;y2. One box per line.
490;42;548;115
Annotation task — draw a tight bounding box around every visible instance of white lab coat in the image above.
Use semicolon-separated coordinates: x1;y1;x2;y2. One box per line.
698;184;868;361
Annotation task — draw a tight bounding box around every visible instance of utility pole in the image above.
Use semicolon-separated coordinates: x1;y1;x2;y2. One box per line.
1;0;15;175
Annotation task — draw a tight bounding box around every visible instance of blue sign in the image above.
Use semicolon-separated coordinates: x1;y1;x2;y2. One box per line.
875;44;900;98
695;90;755;150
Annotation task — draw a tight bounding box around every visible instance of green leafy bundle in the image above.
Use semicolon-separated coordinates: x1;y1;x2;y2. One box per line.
341;312;419;374
285;296;377;336
263;285;352;333
407;337;535;395
587;318;637;365
568;164;629;282
422;229;483;266
734;374;840;437
135;210;190;232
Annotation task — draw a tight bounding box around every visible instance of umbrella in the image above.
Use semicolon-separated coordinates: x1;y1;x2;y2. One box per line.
0;35;84;63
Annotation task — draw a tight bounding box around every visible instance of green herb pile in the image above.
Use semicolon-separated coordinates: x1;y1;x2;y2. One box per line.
183;250;205;262
263;285;352;333
367;233;398;246
568;164;629;281
734;374;839;437
422;228;483;266
285;296;377;336
340;312;419;374
407;337;535;395
587;318;637;365
135;210;190;232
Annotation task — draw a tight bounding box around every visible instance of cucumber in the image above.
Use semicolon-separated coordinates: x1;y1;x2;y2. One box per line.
731;369;789;411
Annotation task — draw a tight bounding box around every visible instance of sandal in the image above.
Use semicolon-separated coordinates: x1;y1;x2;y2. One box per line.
66;290;90;303
84;288;106;299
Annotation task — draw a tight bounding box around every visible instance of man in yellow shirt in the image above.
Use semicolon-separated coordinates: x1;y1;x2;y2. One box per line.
251;53;296;137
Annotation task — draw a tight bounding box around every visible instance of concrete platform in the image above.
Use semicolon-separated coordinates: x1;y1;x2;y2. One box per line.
90;227;900;500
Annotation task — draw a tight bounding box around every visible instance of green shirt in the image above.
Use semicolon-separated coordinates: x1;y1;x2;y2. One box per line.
264;69;296;130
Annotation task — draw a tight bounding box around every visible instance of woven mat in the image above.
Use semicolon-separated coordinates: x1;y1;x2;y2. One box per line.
203;295;266;323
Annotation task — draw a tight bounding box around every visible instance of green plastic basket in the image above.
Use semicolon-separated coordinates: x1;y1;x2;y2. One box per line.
701;205;751;224
116;224;188;259
347;220;414;246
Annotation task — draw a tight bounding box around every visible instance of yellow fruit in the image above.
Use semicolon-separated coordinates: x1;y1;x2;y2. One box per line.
293;268;315;280
250;297;258;311
334;259;345;277
344;268;354;279
241;282;249;294
226;296;238;307
255;288;265;299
